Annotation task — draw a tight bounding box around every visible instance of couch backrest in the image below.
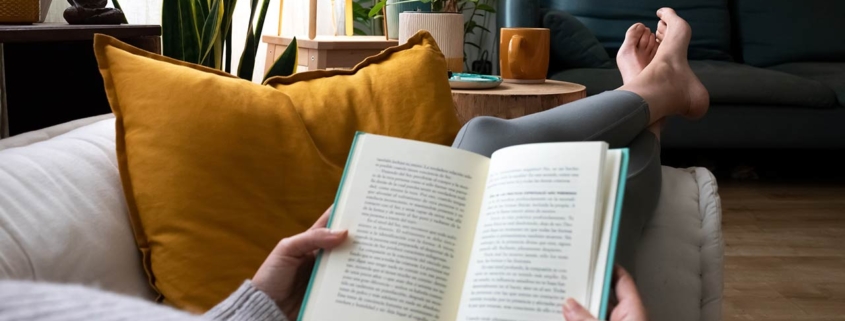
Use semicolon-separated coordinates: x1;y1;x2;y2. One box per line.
539;0;733;61
732;0;845;67
0;116;156;301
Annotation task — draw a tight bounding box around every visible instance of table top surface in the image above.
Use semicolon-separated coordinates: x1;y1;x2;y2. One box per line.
0;23;161;43
262;35;398;50
451;79;586;96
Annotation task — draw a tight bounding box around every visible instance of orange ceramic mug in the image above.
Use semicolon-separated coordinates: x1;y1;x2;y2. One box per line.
500;28;550;83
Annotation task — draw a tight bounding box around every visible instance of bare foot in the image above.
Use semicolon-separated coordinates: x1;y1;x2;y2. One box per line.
619;7;710;122
617;23;658;84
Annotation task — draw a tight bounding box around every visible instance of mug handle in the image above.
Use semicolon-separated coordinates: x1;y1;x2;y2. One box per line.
508;35;526;78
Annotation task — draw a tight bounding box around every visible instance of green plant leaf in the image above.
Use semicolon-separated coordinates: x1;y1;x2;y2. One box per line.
476;3;494;12
221;0;238;71
253;0;272;46
236;0;260;80
200;0;224;67
353;27;367;35
263;38;298;81
473;24;490;33
224;22;232;73
162;0;184;60
368;0;386;17
178;0;202;63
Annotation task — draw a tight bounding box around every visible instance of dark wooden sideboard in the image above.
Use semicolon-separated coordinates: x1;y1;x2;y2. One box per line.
0;24;161;137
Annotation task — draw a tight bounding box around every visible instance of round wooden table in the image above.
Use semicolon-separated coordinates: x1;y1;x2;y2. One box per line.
451;80;587;125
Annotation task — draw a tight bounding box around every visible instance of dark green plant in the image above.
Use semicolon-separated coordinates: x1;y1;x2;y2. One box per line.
369;0;459;16
352;0;384;35
162;0;298;82
459;0;495;71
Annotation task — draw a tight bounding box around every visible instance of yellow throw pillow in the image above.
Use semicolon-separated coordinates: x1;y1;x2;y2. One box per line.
94;32;460;312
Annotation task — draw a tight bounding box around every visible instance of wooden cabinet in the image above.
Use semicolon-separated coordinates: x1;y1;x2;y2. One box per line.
0;24;161;137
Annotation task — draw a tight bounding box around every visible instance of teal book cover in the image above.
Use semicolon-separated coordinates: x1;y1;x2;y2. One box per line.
598;148;630;320
297;131;366;321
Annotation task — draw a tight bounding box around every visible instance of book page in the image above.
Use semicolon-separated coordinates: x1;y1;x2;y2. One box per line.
302;134;491;321
456;142;607;321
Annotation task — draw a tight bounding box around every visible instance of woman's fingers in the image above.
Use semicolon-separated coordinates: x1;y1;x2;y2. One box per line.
277;228;348;259
310;206;334;230
563;298;598;321
613;266;643;305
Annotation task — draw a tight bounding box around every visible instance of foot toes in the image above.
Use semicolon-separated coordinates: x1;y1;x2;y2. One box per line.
646;34;658;56
638;28;652;49
624;23;646;44
656;7;678;19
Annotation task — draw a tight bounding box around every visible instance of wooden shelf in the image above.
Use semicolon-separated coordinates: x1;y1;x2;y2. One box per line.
0;23;161;43
262;35;396;50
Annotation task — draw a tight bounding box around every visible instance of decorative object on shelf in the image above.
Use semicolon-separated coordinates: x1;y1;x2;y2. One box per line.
499;27;550;84
399;11;463;71
375;0;463;71
494;0;538;75
0;0;40;24
162;0;298;81
448;72;502;90
39;0;52;22
63;0;126;25
385;0;428;40
370;0;495;73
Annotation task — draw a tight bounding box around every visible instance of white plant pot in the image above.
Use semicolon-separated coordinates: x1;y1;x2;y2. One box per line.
399;12;464;72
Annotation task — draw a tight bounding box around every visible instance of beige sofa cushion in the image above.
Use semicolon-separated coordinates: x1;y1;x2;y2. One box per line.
0;116;154;300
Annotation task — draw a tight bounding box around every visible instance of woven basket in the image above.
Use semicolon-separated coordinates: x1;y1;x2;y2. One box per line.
0;0;40;24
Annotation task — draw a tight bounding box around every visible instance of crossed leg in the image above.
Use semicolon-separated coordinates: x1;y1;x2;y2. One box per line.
452;8;709;274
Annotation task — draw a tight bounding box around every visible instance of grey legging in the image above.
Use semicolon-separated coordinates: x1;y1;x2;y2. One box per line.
452;90;660;275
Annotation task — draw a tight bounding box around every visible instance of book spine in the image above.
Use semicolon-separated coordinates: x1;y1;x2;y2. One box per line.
297;131;366;321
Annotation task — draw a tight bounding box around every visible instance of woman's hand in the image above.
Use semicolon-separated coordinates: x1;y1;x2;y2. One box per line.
252;207;348;320
563;266;648;321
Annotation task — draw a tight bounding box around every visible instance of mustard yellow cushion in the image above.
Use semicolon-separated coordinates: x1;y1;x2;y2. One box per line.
94;32;460;312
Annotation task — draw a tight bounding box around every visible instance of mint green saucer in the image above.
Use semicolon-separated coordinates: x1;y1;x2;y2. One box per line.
449;73;503;90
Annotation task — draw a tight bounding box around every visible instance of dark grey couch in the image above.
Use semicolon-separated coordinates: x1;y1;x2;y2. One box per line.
527;0;845;148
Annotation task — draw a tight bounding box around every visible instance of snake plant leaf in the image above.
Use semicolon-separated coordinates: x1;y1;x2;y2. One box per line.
179;0;202;63
236;0;271;80
199;0;224;67
162;0;184;61
252;0;272;46
263;38;298;82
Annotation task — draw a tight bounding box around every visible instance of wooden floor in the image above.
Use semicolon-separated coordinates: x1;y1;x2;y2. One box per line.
720;181;845;321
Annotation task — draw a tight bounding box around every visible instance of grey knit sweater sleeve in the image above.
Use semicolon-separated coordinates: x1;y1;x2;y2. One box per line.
0;280;288;321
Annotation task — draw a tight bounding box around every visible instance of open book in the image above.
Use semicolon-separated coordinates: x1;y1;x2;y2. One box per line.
299;133;629;321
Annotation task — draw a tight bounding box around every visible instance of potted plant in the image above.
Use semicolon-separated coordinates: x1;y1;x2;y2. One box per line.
162;0;298;82
370;0;464;72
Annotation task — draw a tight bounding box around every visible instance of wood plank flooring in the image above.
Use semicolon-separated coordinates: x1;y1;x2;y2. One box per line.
720;181;845;321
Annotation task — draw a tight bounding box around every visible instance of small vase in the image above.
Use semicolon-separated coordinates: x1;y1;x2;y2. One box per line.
399;12;464;72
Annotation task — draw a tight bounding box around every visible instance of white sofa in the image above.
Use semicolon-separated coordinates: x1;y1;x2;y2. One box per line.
0;115;724;321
